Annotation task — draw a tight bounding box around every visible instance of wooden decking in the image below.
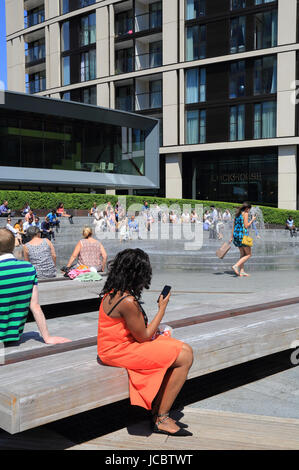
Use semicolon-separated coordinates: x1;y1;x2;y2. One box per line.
1;408;299;450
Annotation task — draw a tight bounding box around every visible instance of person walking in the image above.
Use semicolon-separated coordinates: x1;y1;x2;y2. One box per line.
229;202;256;277
97;248;193;436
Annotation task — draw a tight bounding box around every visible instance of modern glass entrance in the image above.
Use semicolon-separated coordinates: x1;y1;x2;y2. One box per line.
189;148;278;206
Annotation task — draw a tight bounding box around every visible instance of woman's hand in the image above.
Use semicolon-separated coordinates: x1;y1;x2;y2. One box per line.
158;291;171;311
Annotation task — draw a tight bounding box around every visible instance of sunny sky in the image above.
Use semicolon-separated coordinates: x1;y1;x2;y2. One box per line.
0;1;7;88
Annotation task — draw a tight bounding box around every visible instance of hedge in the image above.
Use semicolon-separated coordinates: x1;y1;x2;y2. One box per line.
0;190;298;226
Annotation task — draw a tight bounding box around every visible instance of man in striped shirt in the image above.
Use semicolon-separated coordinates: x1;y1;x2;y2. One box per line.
0;228;70;344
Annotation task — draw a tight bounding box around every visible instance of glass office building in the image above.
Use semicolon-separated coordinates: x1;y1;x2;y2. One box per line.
0;92;159;192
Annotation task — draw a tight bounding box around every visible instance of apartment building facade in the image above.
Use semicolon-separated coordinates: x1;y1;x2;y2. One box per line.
5;0;299;208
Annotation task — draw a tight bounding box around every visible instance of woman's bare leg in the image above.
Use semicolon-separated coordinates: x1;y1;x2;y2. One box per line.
236;246;251;274
153;343;193;433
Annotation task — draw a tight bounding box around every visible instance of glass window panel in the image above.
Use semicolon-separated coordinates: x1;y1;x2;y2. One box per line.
229;61;245;98
231;0;246;9
62;56;70;86
186;68;199;104
262;101;276;138
254;56;277;95
254;101;276;138
61;0;96;14
186;25;206;61
185;0;205;20
186;110;199;144
255;10;277;50
255;0;275;4
230;16;246;54
199;110;206;143
61;21;70;52
254;103;262;138
230;105;245;141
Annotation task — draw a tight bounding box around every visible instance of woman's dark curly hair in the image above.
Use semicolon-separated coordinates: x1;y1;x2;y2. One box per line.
100;248;152;300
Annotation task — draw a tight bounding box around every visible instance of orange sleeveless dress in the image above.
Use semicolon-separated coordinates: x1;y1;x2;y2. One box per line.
97;294;183;410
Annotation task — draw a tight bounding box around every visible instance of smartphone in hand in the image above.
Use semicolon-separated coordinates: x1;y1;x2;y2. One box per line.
157;285;172;302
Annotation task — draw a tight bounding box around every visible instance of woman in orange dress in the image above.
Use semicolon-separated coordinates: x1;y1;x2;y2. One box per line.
97;248;193;436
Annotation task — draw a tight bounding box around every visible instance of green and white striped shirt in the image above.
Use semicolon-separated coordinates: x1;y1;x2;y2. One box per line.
0;254;38;342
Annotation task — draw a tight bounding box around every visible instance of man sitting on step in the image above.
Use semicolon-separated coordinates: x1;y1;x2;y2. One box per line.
0;228;71;345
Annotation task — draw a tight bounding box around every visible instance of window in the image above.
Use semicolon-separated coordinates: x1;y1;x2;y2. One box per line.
254;56;277;95
230;16;246;53
231;0;246;9
116;86;134;112
255;0;276;4
186;25;206;61
255;10;277;49
62;86;97;105
61;0;96;15
185;68;206;103
254;101;276;138
25;6;45;28
149;41;162;68
115;10;134;37
61;21;70;52
62;56;70;85
229;61;245;98
185;0;206;20
80;13;96;47
26;39;45;65
149;80;162;109
26;71;46;94
230;105;245;141
80;49;96;82
115;48;134;74
186;109;206;144
149;2;162;29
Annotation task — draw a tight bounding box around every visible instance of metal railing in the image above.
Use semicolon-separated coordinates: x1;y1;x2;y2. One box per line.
25;76;46;94
115;50;162;75
115;9;162;37
24;9;45;28
25;44;46;65
135;90;162;111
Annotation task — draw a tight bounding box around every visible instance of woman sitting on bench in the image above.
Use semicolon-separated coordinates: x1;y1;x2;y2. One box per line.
97;248;193;437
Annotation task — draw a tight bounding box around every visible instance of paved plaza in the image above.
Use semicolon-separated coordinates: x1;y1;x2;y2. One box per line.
0;217;298;450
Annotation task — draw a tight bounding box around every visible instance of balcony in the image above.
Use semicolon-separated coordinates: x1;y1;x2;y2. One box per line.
24;4;45;29
115;50;162;74
25;42;45;67
115;9;162;39
115;93;134;112
135;90;162;111
26;73;46;94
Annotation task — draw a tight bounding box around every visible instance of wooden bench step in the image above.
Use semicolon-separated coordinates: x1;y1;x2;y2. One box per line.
1;304;298;434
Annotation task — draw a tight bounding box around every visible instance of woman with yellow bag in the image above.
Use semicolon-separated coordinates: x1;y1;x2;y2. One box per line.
229;202;256;277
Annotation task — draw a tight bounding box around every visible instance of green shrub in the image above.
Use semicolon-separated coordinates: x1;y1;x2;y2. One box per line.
0;190;298;226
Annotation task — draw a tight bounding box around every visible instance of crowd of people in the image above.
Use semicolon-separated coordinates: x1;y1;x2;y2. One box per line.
0;198;297;282
90;200;238;242
0;200;74;246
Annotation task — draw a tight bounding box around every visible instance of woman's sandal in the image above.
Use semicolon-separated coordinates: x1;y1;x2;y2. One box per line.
151;409;189;429
152;413;193;437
